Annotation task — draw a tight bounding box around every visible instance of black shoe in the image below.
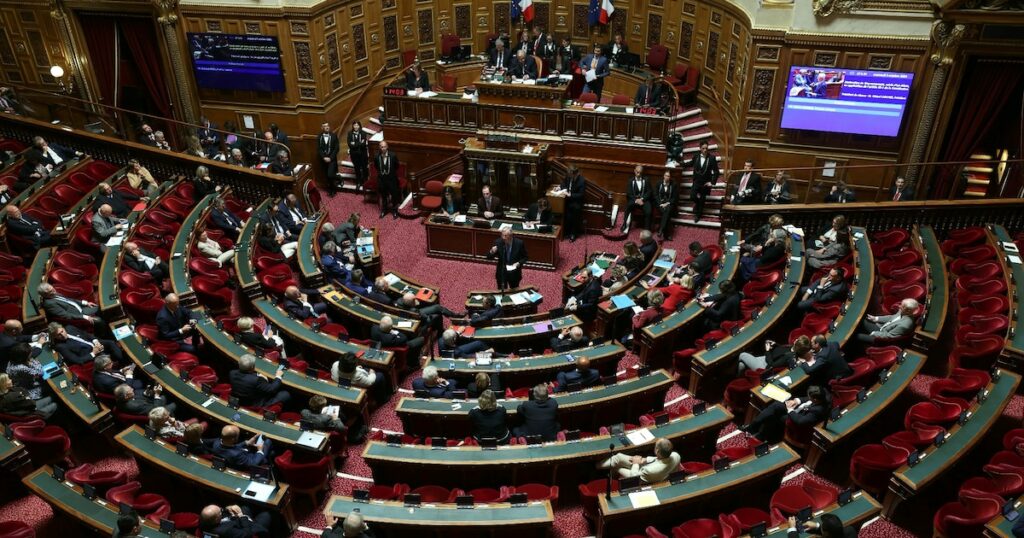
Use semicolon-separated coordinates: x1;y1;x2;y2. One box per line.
569;235;576;243
379;211;386;218
737;424;751;433
393;212;399;219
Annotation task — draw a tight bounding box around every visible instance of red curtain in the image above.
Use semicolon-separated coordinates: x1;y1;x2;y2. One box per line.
77;14;118;108
118;18;175;126
936;61;1024;198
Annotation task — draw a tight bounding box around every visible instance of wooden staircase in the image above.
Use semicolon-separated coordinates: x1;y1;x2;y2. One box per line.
962;153;995;198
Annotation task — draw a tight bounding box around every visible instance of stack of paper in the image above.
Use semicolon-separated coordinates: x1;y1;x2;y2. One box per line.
628;490;660;509
243;481;276;502
510;293;528;305
356;236;374;246
611;295;636;310
528;291;543;303
626;428;656;445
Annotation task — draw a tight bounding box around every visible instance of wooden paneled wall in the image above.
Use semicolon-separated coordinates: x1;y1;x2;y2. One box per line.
0;3;68;91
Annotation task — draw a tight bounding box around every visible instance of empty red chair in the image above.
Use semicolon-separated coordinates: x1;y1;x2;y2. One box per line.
980;463;1024;496
144;209;180;228
831;384;860;408
645;527;669;538
123;291;164;324
870;228;909;257
368;483;407;500
832;359;878;388
956;264;1004;289
10;419;71;467
949;335;1004;370
65;463;128;497
929;368;991;399
722;377;756;415
904;397;968;429
865;346;902;369
260;271;298;297
463;487;504;503
160;196;194;217
187;365;219;385
579;478;617;521
508;483;559;506
878;250;922;278
956;278;1007;297
991;450;1024;468
409;485;456;503
730;507;773;531
646;44;669;72
933;490;1002;538
1004;429;1024;451
578;92;598;104
849;441;912;494
419;180;444;213
941;227;987;256
958;295;1010;318
887;266;925;285
274;450;331;503
0;521;34;538
193;276;233;311
671;518;722;538
955;315;1010;342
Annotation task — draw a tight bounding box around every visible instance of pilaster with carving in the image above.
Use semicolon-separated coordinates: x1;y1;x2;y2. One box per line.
153;0;198;124
813;0;865;17
905;21;965;184
49;0;92;103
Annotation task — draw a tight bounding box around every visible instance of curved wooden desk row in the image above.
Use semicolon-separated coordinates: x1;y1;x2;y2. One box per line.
424;342;626;388
168;193;219;306
296;212;386;289
758;491;881;538
114;319;329;453
35;345;113;432
424;214;562;270
465;285;543;318
324;495;554;538
987;494;1024;538
806;350;926;471
747;228;874;415
234;198;274;299
320;287;421;337
639;231;742;366
0;425;29;475
912;225;949;350
0;156;89;230
689;234;808;397
21;246;54;331
594;250;677;338
396;369;674;438
883;370;1021;517
362;404;733;489
990;225;1024;373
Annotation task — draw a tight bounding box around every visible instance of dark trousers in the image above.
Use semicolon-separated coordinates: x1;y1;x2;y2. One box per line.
748;401;788;443
379;178;400;213
657;205;674;238
418;305;461;332
258;390;291;408
564;202;583;237
690;181;709;221
322;159;339;191
351;153;369;187
498;270;522;290
622;201;652;230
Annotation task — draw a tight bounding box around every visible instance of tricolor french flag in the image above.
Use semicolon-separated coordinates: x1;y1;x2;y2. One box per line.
520;0;534;22
588;0;614;25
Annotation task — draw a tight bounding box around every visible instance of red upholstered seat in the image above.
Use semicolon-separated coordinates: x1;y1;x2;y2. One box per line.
0;521;35;538
65;463;128;495
671;518;722;538
611;94;631;106
193;276;233;311
105;481;168;517
877;250;922;278
11;419;71;467
928;368;991;399
849;442;911;495
870;228;909;258
508;483;559;506
409;485;457;503
933;490;1002;538
904;397;969;429
419;180;444;212
579;92;598;104
646;44;669;71
274;450;331;502
578;478;617;521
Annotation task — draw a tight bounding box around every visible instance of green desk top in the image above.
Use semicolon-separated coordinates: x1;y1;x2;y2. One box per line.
0;423;24;463
116;321;322;448
473;314;580;340
385;272;439;301
235;198;273;291
22;246;53;323
253;297;394;368
918;226;949;337
830;228;873;344
39;347;109;426
324;495;554;526
191;309;366;407
322;288;420;334
23;467;164;538
297;213;325;283
814;350;925;445
169;193;217;297
427;214;561;237
761;493;881;537
116;426;288;506
397;369;672;416
986;495;1022;538
466;286;541;309
991;225;1024;353
364;404;731;465
565;253;617;291
600;256;675;315
894;370;1021;490
644;231;741;339
695;234;806;367
424;342;625;375
97;201;153;313
599;444;800;515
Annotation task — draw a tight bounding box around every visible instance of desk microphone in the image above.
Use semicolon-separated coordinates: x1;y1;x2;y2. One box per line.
605;443;615;500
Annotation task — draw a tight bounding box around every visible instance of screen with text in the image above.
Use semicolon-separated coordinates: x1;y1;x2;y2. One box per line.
780;67;914;137
188;33;285;92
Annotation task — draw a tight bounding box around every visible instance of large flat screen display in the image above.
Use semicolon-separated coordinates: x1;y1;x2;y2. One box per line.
188;33;285;92
780;67;914;137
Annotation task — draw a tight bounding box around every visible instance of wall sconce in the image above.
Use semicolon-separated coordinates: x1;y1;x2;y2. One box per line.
50;65;73;94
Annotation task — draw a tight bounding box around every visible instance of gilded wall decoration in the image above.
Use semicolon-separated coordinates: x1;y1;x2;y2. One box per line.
418;9;434;45
478;16;489;28
756;45;780;61
386;57;401;69
205;20;221;32
381;0;394;10
534;3;550;30
404;25;413;37
19;11;34;23
455;4;472;38
724;89;731;103
650;0;663;6
371;33;379;45
711;11;722;25
331;77;342;91
611;9;627;38
727;43;737;83
26;31;48;68
678;21;693;60
324;13;335;28
352;23;367;61
572;4;589;38
705;31;719;70
868;54;893;70
356;66;369;78
733;22;741;37
746;119;768;133
294;41;314;81
290;21;308;35
749;68;775;112
384;15;399;51
813;51;838;67
647;13;662;46
703;75;714;89
5;70;22;83
299;86;316;99
326;33;340;71
495;3;510;35
244;22;260;34
683;3;697;14
351;4;363;17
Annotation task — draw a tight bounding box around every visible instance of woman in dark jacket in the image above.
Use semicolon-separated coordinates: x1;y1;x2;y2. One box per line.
0;372;56;419
468;389;510;444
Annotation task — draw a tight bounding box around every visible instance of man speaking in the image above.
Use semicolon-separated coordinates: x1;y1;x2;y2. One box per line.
487;228;527;290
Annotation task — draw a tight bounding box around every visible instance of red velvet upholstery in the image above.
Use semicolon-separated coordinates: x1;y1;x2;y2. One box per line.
11;420;71;467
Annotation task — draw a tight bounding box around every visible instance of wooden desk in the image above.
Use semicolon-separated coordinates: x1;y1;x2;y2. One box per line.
324;495;553;537
463;135;550;209
424;342;625;389
465;286;542;317
235;198;273;299
435;58;488;89
759;492;881;537
986;494;1023;537
912;225;949;352
595;250;676;338
991;225;1024;373
470;313;580;352
0;426;29;475
321;287;421;337
41;350;112;433
596;444;801;537
383;271;439;306
22;246;53;332
396;369;673;438
475;79;567;109
885;370;1021;517
363;404;732;489
169;193;218;306
424;214;561;270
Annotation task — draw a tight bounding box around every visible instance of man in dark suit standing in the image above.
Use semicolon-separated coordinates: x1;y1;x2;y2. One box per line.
889;176;914;202
798;267;848;312
513;384;560;441
374;141;401;219
5;206;53;250
210;198;245;241
580;44;610;100
317;122;341;194
622;165;653;232
489;39;512;70
509;50;538;79
566;269;603;322
155;293;201;353
731;160;762;205
654;171;678;241
560;166;586;242
689;141;719;222
229;354;291;407
477;185;504;219
487;228;527;290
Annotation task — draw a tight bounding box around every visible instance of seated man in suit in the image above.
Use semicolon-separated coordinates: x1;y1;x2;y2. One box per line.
687;241;713;285
470;295;503;327
31;136;77;169
155;293;201;353
371;316;424;369
731;160;762;205
513;384;560;441
319;241;350;284
92;355;144;394
229;354;291;408
404;60;430;91
555;355;599;391
300;394;347;436
259;204;297;244
477;185;504;219
799;335;851;387
37;282;102;333
113;383;176;416
550;326;590;353
48;321;123;366
524;197;553;226
269;150;294;177
438;328;489;358
509;49;538;79
889;176;914;202
0;320;44;365
856;298;919;344
488;38;512;70
5;205;53;250
196;230;235;267
798;267;848;313
365;277;393;305
697;279;741;331
281;285;329;320
92;204;125;252
236;316;287;356
122;241;168;282
200;504;274;538
394;292;464;333
277;194;307;235
207;425;274;472
599;438;681;483
209;197;246;241
639;230;658;263
257;222;298;260
824;180;856;203
566;269;603;322
411;365;458;398
740;385;831;443
93;182;142;218
634;77;660;107
343;269;372;297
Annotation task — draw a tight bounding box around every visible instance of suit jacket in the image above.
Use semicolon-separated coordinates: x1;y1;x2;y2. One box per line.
210;208;243;234
7;214;50;249
92;214;119;243
277;201;306;235
872;313;915;339
824;188;856;203
626;175;653;206
489;48;513;69
209;439;271;471
606;41;630;62
229;369;284;407
555;368;599;391
282;297;317;320
515;398;560;441
124;248;163;277
524;203;552;225
53;326;99;365
405;70;430;91
805;278;847;303
365;289;392;306
889;186;914;201
321;253;349;282
411;377;456;398
155;305;194;342
634;84;660;107
705;292;741;323
640;241;658;263
551;335;591;353
438;338;488;358
93;369;142;395
655;181;678;210
239;331;279;351
802;341;851;386
348;131;369;162
119;393;167;416
370;325;408;348
37;143;73;167
561;173;586;206
317;132;340;160
509;55;538;79
573;278;604;322
690;250;713;276
488;237;527;286
787;392;832;427
765;180;792;204
374;151;399;188
477;195;504;218
732;171;762;204
204;508;271;538
94;191;138;218
300;409;346;432
689;152;720;194
470;305;503;327
580;54;610;82
42;295;93;321
0;333;31;359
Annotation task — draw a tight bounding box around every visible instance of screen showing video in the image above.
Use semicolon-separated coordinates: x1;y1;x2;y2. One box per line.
188;33;285;93
780;67;915;137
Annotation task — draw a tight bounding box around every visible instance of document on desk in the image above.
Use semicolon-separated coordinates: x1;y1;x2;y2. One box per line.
106;235;125;247
528;291;543;303
453;215;467;223
1009;255;1022;265
383;273;401;285
243;481;276;502
396;321;414;329
585;69;597;83
628;490;660;509
611;295;636;310
296;431;327;449
626;428;655;445
510;292;528;305
595;106;609;112
760;383;792;403
356;236;374;246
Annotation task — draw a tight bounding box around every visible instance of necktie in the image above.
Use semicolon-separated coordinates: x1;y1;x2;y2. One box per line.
893;191;900;201
68;334;92;348
382;154;389;175
497;54;502;68
506;244;512;260
739;173;749;192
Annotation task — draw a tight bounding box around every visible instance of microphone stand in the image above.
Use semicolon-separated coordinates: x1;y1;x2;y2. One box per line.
605;443;615;500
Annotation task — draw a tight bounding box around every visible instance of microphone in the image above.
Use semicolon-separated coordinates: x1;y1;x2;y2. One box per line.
605;443;615;500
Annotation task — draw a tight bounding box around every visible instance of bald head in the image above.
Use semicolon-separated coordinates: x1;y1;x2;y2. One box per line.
576;356;591;371
569;326;584;341
379;315;394;332
220;425;240;444
164;293;179;309
3;320;22;336
98;204;113;217
284;286;300;300
343;512;365;537
5;206;20;219
200;505;222;528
